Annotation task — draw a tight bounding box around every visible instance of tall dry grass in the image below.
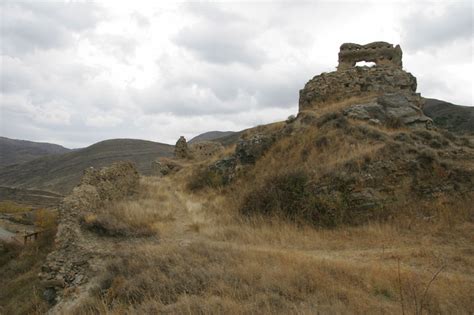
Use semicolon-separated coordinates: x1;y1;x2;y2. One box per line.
61;104;474;313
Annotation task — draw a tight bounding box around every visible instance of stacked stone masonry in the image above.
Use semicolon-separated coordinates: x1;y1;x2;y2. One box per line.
299;41;420;112
338;41;403;70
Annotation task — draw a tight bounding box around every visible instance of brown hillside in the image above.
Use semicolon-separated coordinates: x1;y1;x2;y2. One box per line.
0;139;173;194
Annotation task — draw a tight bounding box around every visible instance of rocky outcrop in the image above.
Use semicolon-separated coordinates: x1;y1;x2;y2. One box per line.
175;136;189;159
235;134;276;165
41;161;139;306
343;93;432;128
203;134;276;185
208;156;237;184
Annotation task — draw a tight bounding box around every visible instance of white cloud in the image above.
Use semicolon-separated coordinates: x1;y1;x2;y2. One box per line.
85;114;123;128
0;1;472;148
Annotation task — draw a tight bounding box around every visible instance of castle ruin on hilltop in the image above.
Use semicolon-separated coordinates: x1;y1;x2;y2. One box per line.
299;41;422;112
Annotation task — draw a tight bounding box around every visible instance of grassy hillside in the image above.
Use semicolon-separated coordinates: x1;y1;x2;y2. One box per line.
53;99;473;314
0;137;71;167
189;131;238;144
423;98;474;134
0;139;173;194
0;186;62;210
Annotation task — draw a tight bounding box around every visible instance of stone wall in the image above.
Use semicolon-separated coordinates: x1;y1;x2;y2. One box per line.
175;136;189;159
299;42;422;112
299;66;418;111
338;41;402;70
189;141;224;159
41;161;139;305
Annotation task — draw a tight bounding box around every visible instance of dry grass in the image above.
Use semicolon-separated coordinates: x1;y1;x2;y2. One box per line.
73;234;473;314
303;93;380;116
80;177;188;238
0;230;56;315
0;200;32;214
64;172;474;314
22;103;474;313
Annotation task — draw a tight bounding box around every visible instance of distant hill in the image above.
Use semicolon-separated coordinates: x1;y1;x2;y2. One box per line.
423;98;474;134
0;186;63;209
0;139;173;194
0;137;71;167
189;131;237;144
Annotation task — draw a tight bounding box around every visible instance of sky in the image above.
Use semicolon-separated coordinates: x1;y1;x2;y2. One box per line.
0;0;473;148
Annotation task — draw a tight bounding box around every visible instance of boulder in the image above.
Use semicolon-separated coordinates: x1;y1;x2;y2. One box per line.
208;156;237;184
343;93;432;128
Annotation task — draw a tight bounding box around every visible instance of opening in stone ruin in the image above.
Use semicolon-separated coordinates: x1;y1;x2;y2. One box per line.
355;61;376;67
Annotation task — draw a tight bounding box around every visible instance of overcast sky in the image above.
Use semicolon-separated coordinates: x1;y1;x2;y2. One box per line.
1;0;472;148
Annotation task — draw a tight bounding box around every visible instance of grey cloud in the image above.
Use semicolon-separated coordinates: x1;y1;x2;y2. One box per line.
173;4;266;68
0;1;103;55
401;1;473;52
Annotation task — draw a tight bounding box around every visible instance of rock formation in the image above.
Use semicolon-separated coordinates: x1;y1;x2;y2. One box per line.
235;134;275;165
175;136;189;159
299;41;431;128
41;162;139;306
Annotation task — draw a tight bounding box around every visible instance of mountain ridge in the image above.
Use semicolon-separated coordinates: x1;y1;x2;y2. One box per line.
0;136;71;167
0;138;173;194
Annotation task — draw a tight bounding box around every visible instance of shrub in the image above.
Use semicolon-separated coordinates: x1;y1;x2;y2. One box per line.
315;135;329;148
240;171;348;227
188;168;225;191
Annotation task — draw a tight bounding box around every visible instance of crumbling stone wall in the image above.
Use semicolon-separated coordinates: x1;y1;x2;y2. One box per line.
299;66;418;111
151;158;182;177
299;42;430;111
41;161;139;306
189;141;224;159
338;41;402;70
175;136;189;159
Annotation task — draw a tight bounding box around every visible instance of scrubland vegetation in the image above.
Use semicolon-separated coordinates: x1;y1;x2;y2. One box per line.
0;211;57;314
0;200;32;214
73;169;473;314
3;101;473;314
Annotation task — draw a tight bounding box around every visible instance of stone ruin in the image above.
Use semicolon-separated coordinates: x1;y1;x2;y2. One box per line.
189;141;224;159
174;136;189;159
337;41;403;70
151;158;182;177
299;41;431;128
40;161;139;306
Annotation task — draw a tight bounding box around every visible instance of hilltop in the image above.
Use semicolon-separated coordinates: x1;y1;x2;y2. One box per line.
27;42;474;314
188;131;237;144
0;137;71;167
0;138;173;194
